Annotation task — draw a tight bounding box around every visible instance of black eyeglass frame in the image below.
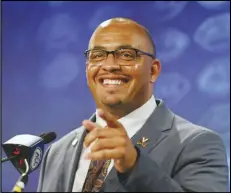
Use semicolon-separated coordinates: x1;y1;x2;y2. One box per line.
84;47;155;61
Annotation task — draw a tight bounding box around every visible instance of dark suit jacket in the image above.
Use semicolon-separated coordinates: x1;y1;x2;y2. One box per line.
37;100;229;192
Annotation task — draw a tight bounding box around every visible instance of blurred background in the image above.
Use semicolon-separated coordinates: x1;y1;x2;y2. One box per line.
1;1;230;192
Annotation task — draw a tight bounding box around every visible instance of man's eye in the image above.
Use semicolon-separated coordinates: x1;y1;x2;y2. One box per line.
93;54;103;58
123;53;133;57
91;52;105;59
120;52;134;59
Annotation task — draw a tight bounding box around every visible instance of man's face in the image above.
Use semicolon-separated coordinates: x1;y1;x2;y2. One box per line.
86;22;160;110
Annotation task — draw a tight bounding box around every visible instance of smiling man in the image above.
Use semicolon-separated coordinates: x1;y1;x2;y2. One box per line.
85;18;159;119
37;18;229;192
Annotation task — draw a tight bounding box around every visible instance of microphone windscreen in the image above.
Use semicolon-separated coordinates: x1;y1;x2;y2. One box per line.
42;132;57;144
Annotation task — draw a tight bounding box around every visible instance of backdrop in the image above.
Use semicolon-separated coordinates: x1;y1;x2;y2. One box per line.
2;1;230;192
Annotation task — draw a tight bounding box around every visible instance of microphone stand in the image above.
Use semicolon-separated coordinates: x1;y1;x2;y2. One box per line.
1;155;18;163
11;159;29;192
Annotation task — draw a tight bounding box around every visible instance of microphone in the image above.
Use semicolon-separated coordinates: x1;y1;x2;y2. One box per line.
1;132;57;192
2;132;56;174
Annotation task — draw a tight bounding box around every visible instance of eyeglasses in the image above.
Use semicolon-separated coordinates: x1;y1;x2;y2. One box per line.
84;48;155;64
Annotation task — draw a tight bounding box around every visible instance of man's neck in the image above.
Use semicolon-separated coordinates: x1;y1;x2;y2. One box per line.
97;95;154;120
100;105;137;120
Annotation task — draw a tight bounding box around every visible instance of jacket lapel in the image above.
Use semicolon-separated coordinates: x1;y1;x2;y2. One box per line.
66;115;96;192
104;100;175;192
132;100;174;154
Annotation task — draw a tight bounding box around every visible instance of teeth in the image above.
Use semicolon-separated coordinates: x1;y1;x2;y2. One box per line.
103;79;122;85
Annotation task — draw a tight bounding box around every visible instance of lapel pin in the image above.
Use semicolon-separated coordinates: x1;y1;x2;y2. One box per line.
137;137;149;147
72;138;78;146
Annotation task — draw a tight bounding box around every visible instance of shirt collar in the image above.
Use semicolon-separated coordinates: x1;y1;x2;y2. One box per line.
95;95;157;129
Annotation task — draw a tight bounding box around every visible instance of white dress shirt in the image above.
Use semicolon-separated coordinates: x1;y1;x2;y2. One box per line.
72;95;157;192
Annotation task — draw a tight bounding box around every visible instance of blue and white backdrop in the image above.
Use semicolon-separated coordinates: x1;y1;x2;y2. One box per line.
2;1;230;192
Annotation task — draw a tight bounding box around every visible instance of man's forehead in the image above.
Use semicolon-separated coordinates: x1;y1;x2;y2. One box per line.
92;29;134;41
96;21;142;35
88;18;154;54
89;25;145;47
89;33;141;50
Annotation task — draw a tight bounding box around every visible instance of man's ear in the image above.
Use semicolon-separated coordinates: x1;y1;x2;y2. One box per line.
150;59;161;83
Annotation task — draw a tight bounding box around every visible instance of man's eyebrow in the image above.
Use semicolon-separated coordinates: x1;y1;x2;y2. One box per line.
90;46;106;50
90;45;134;51
116;45;134;50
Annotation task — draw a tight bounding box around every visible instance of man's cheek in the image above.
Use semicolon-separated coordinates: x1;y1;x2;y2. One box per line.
127;64;144;75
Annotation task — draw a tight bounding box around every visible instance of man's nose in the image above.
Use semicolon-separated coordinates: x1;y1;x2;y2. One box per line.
101;54;121;72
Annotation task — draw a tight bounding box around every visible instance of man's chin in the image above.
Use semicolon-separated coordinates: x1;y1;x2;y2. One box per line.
101;99;122;107
103;103;122;108
100;95;123;107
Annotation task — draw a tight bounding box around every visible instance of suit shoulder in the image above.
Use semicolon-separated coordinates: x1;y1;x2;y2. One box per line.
173;114;222;143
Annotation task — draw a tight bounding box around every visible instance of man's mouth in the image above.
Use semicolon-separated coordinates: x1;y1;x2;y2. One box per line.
98;76;130;87
102;79;128;85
